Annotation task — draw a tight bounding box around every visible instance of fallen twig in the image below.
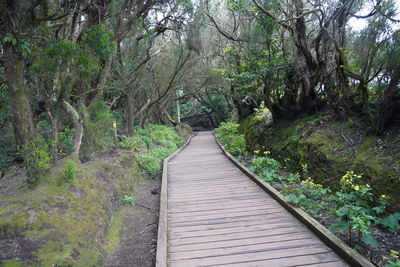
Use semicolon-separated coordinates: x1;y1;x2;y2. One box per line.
135;202;153;212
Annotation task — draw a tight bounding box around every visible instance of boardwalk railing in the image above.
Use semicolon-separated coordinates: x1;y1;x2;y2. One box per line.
214;134;374;267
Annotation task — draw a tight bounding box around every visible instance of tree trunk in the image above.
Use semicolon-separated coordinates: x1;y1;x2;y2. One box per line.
3;42;36;148
126;98;151;136
375;70;400;132
61;100;83;155
126;93;135;135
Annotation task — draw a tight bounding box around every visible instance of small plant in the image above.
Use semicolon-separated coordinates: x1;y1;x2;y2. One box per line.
21;137;53;179
63;160;78;182
121;195;134;205
252;156;281;173
58;127;75;155
385;250;400;267
379;212;400;233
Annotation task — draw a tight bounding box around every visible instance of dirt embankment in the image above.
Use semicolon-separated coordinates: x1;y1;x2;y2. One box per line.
0;150;142;266
241;112;400;211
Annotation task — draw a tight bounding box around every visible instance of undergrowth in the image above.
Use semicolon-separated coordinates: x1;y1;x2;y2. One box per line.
119;124;184;177
215;122;400;266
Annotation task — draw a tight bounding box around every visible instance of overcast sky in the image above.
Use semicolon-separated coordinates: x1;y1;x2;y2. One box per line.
348;1;400;31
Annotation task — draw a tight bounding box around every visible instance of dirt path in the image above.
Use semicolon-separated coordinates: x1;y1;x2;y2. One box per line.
104;174;161;267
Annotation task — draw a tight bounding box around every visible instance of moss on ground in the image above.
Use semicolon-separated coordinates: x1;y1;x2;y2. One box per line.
241;113;400;211
0;153;138;266
2;259;22;267
0;124;188;266
105;209;126;253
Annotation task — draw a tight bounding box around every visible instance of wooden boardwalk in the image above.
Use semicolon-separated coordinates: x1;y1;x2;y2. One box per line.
164;131;348;267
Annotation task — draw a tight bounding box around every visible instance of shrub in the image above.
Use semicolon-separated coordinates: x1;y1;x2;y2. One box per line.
21;137;53;179
121;195;134;205
137;154;160;177
63;160;78;182
215;122;246;155
58;127;75;155
150;147;174;161
252;156;281;173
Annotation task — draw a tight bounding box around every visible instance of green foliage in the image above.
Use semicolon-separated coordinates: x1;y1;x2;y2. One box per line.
217;121;394;249
121;195;134;205
3;33;17;45
215;122;246;155
2;259;22;267
58;127;75;155
385;250;400;267
21;137;53;178
136;154;160;177
20;41;32;57
378;213;400;233
63;160;78;182
0;77;16;172
82;24;116;60
120;125;183;178
150;147;175;161
81;100;114;158
252;156;281;173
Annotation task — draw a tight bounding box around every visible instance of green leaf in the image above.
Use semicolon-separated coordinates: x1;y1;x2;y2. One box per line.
3;33;17;46
21;41;31;57
328;220;349;232
361;232;379;247
379;213;400;233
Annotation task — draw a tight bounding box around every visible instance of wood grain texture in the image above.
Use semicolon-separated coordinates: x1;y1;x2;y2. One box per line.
156;131;363;267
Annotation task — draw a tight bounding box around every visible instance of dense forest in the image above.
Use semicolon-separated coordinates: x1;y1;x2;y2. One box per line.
1;0;399;266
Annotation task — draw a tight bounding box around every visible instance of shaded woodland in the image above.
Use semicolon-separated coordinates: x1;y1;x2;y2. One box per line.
0;0;400;266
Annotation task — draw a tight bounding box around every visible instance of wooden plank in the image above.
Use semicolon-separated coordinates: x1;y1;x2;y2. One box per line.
168;245;332;267
168;209;286;223
169;221;299;238
169;238;325;260
168;213;292;228
168;217;300;234
168;206;279;218
168;233;316;253
210;253;346;267
168;227;309;246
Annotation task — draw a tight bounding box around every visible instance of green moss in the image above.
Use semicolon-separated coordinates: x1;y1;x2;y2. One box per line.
105;209;126;253
241;113;400;211
2;259;22;267
0;124;186;265
175;123;192;138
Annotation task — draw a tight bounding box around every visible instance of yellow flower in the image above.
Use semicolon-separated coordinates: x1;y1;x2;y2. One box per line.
354;185;360;190
254;150;259;154
263;151;271;155
381;194;387;198
390;250;399;258
366;184;370;188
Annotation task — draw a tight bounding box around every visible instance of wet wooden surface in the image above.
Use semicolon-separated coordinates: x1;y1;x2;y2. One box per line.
166;131;348;267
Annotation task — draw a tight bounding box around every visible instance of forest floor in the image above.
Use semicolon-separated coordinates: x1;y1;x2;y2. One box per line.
104;172;161;267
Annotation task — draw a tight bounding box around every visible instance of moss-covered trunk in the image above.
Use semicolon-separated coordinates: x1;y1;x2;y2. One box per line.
3;42;36;148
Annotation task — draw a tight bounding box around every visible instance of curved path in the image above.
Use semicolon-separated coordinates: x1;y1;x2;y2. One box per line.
165;132;348;267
